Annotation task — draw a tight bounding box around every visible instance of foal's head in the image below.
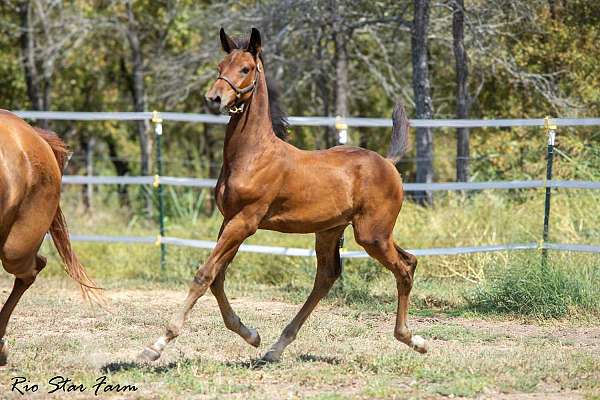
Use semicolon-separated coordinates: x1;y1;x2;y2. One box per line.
206;28;262;114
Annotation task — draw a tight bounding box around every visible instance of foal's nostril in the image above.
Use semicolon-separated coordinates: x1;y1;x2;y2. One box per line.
210;96;221;105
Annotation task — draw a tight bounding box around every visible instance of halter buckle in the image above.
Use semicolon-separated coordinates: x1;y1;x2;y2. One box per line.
229;104;245;114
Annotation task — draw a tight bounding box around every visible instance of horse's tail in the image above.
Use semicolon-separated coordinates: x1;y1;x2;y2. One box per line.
387;102;410;163
34;128;69;173
49;207;104;305
37;128;105;305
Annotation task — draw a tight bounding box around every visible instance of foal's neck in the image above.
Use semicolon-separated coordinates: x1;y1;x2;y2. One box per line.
223;59;275;164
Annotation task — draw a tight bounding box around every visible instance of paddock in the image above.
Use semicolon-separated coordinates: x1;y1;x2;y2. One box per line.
0;275;598;399
0;112;599;399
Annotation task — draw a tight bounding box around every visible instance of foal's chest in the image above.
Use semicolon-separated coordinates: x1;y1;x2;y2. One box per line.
215;167;269;216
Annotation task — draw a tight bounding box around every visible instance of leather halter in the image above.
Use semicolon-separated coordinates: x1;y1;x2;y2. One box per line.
217;62;261;114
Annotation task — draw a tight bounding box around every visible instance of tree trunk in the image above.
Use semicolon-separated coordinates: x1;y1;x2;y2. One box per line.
333;1;349;146
105;136;131;207
334;32;349;120
316;34;330;149
453;0;470;182
125;2;152;212
411;0;434;206
18;0;49;128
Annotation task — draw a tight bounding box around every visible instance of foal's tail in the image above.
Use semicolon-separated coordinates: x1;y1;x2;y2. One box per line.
49;208;105;305
37;128;105;305
387;102;410;163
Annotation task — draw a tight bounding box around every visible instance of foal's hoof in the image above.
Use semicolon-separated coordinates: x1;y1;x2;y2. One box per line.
245;328;261;348
410;335;428;354
138;346;161;362
0;345;7;367
260;351;281;363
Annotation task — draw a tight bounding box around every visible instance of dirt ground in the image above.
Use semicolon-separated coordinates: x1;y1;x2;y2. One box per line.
0;277;599;399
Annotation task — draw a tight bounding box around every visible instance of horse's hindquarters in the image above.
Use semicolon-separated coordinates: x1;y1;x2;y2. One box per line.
0;115;62;276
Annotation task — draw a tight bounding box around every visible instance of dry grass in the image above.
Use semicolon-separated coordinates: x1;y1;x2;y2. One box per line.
0;275;599;399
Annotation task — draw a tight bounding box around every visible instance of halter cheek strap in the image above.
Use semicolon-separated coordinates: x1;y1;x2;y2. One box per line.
217;63;261;114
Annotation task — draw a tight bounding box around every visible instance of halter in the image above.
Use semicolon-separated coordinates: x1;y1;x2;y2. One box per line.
217;62;261;114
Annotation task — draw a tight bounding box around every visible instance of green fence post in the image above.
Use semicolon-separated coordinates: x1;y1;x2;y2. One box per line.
541;116;556;267
153;111;166;271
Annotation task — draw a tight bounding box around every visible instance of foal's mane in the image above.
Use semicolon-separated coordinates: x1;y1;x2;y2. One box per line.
231;36;289;139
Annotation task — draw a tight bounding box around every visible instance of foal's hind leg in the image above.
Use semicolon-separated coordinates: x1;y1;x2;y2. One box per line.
210;266;261;347
262;226;345;362
353;224;426;354
0;255;47;366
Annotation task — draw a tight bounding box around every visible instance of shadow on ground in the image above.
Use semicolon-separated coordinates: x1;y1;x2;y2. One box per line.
298;354;341;365
101;361;179;374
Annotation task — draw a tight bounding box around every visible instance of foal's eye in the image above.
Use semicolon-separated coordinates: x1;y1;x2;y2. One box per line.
240;67;250;74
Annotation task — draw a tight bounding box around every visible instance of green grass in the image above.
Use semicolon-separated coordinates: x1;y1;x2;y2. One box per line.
467;253;600;318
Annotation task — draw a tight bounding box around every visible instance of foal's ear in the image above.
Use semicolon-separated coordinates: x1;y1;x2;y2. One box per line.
220;27;236;53
247;28;262;56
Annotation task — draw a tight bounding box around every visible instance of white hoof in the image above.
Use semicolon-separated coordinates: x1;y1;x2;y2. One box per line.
138;346;161;362
410;335;427;354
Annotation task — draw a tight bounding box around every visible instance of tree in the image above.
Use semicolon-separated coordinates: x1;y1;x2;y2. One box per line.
452;0;470;182
16;0;88;127
411;0;434;205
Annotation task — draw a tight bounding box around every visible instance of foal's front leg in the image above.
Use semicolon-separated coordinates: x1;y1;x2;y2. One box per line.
139;215;259;362
211;267;261;347
210;222;260;347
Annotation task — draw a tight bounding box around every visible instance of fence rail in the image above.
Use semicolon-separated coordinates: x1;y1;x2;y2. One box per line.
51;235;599;258
61;176;600;191
14;110;600;128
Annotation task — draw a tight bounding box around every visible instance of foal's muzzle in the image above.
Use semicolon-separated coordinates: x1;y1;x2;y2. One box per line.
205;95;221;113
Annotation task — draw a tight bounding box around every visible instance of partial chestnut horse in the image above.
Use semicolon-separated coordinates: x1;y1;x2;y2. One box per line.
141;28;426;363
0;110;100;366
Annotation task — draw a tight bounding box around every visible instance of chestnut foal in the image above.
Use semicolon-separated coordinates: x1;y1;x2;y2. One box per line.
141;28;426;363
0;110;101;366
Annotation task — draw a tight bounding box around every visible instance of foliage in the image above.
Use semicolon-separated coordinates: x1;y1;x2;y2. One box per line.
0;1;598;187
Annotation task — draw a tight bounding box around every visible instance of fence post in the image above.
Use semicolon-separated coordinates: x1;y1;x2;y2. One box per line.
336;116;348;289
153;111;166;271
541;116;557;267
335;115;348;145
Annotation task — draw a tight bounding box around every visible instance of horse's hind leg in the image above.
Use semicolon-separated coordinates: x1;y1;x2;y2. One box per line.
210;266;260;347
262;225;345;362
353;222;427;354
0;254;47;366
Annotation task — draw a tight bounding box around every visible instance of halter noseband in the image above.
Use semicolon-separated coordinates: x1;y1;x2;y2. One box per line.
217;62;261;114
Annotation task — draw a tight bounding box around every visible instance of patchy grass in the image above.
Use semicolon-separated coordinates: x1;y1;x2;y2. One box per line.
0;276;599;399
